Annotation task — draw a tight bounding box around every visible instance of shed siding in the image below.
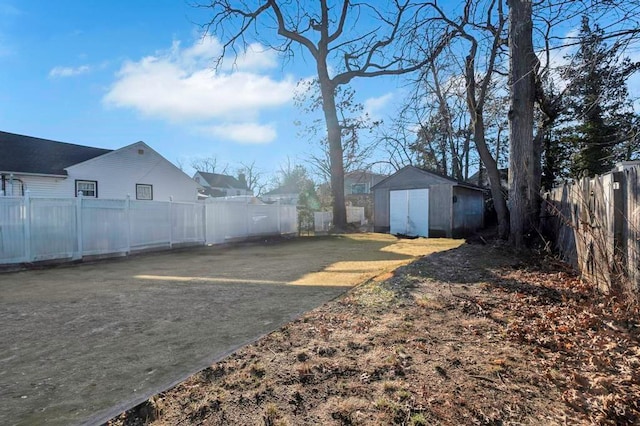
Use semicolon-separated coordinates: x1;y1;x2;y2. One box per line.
428;184;452;237
452;187;484;237
373;188;389;232
373;168;454;234
372;165;484;237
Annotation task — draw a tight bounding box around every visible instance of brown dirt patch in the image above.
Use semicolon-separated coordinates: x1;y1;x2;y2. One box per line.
108;242;640;426
1;234;459;425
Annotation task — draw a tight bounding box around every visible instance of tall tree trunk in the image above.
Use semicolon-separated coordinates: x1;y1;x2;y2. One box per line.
508;0;537;248
318;73;347;230
473;113;509;238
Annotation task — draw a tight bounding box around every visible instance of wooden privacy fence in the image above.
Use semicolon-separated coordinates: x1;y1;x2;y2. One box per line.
542;166;640;294
0;194;297;265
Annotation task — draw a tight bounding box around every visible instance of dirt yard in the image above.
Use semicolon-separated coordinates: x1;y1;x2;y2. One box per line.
109;241;640;426
0;234;458;426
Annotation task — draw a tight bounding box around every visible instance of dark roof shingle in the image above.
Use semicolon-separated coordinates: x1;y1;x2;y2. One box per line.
197;171;248;190
0;131;112;176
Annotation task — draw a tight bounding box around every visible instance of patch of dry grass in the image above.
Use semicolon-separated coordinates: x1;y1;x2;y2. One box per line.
109;241;639;426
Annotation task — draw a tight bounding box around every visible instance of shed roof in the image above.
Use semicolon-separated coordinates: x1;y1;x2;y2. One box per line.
371;165;485;191
0;130;112;176
196;171;248;190
345;169;388;181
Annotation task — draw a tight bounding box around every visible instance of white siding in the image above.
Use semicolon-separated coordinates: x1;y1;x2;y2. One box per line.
66;142;200;202
4;175;70;198
4;142;200;201
193;172;209;187
193;171;251;196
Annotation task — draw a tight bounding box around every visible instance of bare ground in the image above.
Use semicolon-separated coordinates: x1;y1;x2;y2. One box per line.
108;241;640;426
0;234;457;426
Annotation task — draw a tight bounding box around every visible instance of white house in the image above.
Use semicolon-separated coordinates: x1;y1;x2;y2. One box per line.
261;183;300;205
0;131;202;202
193;171;252;198
344;170;388;195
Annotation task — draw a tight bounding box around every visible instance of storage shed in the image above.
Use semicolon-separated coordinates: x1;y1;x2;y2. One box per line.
372;165;485;238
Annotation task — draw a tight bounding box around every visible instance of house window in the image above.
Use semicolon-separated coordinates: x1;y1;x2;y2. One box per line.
136;184;153;200
75;180;97;198
351;183;367;194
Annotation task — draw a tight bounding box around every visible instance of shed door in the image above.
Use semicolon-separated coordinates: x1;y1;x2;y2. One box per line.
389;189;429;237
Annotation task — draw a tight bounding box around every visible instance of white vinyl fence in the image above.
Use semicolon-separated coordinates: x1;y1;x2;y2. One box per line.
0;194;296;265
314;206;366;232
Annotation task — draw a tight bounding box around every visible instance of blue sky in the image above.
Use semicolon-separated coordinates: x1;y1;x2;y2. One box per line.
0;1;399;180
4;1;638;185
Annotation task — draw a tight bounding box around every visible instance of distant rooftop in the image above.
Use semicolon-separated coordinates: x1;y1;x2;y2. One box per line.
195;171;248;190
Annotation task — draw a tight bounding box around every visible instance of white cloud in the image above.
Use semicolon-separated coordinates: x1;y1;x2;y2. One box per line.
49;65;91;78
199;122;277;144
222;42;278;71
103;36;292;143
364;92;394;118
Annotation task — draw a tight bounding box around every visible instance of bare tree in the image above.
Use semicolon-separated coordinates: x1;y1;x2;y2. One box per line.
422;0;510;238
237;161;267;196
175;157;186;172
190;156;228;174
295;80;381;183
424;59;462;179
198;0;452;230
401;49;480;180
376;121;418;172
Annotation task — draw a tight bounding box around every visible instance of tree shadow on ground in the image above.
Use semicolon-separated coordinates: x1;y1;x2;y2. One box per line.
380;241;587;307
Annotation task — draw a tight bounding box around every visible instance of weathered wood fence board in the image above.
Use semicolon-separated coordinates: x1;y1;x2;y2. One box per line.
542;166;639;293
627;167;640;291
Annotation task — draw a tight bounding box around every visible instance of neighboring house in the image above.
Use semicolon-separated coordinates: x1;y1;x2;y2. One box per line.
344;169;388;195
193;171;251;198
0;130;202;201
261;183;300;205
344;169;388;223
467;168;508;190
372;165;485;238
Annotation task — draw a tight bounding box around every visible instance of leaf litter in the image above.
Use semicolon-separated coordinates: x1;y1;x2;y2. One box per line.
108;242;639;425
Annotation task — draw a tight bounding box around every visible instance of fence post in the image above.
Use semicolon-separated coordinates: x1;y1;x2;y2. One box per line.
277;199;281;234
169;196;173;249
74;191;83;260
202;199;208;245
612;172;627;275
24;190;32;262
201;201;207;245
245;196;250;238
125;194;131;254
